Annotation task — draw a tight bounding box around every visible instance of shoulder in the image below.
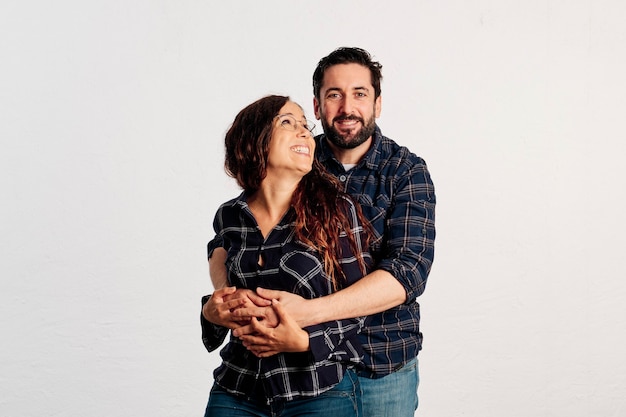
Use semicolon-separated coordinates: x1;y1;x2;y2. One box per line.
213;193;247;220
378;133;426;166
371;130;430;177
372;130;435;197
222;192;247;208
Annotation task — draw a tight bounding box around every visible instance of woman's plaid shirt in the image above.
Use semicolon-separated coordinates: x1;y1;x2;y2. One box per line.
207;193;372;403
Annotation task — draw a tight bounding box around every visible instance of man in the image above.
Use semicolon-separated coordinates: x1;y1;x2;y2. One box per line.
202;47;436;416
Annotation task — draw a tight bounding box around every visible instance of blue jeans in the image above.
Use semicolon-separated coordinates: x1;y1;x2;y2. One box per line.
359;358;419;417
204;369;362;417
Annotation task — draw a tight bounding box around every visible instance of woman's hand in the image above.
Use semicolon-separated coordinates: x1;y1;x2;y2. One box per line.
231;287;308;330
237;300;309;357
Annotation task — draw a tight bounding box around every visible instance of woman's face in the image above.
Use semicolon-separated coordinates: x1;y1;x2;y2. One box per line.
266;101;316;179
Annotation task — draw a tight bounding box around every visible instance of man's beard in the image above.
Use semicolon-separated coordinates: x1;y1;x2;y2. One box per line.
321;114;376;150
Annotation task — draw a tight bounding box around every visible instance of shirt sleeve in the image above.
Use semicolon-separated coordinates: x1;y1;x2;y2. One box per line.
200;294;229;352
377;157;436;303
306;316;368;363
207;235;224;260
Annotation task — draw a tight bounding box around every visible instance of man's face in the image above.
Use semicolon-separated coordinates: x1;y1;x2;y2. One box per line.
314;63;381;150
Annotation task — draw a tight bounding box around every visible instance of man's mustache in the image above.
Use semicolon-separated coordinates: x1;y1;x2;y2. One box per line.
333;115;363;123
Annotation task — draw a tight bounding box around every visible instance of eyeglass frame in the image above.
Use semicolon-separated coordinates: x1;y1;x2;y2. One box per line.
274;114;316;134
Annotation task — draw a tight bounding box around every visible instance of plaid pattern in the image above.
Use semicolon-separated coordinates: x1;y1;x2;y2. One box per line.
209;193;372;403
315;125;436;377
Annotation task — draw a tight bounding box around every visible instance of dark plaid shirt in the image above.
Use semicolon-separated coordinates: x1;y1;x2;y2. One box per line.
206;193;372;403
315;126;436;378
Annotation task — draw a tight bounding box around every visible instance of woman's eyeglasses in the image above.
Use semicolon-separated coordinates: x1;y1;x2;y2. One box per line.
275;114;316;134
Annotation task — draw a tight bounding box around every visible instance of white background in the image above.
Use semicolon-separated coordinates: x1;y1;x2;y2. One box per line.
2;1;625;416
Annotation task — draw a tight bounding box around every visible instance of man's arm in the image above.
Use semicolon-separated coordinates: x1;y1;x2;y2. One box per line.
232;269;404;333
234;155;436;331
289;269;404;325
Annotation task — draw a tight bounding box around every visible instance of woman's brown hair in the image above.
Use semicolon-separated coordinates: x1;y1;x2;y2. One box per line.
224;95;371;288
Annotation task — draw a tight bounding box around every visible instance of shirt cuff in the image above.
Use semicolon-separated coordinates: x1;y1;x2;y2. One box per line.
200;294;228;352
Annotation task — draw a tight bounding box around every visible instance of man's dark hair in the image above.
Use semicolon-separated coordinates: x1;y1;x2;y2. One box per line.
312;47;383;100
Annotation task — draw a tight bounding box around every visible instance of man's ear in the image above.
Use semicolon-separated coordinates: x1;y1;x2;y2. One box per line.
313;97;321;120
375;95;382;118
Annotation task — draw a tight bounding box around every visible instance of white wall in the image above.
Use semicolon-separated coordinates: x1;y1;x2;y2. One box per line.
2;1;625;416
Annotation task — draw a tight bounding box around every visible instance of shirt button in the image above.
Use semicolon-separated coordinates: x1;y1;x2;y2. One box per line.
339;175;347;182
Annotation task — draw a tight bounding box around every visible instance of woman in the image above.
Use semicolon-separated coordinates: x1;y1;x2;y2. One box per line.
204;95;373;417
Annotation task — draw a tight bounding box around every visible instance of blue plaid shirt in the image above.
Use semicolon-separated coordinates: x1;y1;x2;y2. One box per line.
206;193;372;403
315;125;436;378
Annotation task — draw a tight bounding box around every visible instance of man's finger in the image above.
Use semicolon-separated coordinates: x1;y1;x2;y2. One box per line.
222;287;249;302
232;306;268;319
247;291;273;307
214;286;237;299
256;287;283;301
221;298;246;311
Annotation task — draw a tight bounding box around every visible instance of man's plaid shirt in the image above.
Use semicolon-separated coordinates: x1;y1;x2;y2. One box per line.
315;125;436;378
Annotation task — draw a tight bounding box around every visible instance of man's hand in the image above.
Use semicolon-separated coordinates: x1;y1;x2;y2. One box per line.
231;287;310;328
202;287;271;329
236;300;309;357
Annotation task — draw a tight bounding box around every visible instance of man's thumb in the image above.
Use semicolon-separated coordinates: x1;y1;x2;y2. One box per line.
257;287;279;300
